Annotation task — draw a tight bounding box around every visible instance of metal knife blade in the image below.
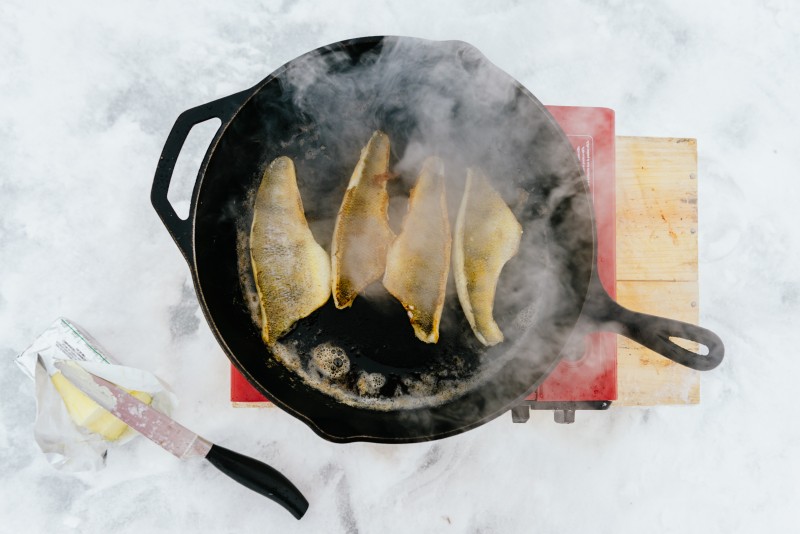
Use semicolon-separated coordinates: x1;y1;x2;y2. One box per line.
54;360;212;460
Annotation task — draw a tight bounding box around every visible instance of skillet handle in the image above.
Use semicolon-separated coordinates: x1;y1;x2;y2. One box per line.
611;305;724;371
584;280;724;371
151;90;250;261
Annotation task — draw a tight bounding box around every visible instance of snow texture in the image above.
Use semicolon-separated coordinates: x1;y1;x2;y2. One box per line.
1;1;798;532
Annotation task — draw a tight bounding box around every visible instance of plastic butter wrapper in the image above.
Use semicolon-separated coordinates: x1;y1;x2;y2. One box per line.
16;318;176;472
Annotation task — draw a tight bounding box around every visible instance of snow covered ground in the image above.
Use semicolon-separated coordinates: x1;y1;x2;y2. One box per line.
1;1;798;532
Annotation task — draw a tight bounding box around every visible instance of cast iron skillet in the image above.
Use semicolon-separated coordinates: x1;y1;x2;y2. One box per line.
151;36;724;445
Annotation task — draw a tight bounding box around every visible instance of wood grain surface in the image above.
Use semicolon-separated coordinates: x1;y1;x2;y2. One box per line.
615;136;700;405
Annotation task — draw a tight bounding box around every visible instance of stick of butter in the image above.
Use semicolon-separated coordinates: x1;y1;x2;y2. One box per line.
21;319;154;442
17;318;175;471
49;369;152;441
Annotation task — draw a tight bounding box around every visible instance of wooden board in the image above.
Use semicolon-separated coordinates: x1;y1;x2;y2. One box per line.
615;137;700;405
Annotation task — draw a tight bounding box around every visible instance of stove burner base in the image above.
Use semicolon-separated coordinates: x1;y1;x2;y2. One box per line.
510;401;612;424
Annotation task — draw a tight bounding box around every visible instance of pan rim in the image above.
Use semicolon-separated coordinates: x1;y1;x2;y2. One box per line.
186;35;597;443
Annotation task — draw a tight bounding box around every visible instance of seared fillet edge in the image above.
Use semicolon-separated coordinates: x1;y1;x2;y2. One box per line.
453;168;522;346
331;131;396;309
383;156;450;343
250;156;331;344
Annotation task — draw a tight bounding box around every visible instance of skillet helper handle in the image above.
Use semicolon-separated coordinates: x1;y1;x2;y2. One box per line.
205;444;309;520
151;90;249;260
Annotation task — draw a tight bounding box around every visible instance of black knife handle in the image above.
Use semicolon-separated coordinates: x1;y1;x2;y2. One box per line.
205;444;309;519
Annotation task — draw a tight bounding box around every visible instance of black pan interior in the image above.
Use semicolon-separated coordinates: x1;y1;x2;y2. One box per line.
191;36;595;442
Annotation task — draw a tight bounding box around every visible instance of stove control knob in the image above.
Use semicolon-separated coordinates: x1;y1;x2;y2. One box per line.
554;409;575;424
510;404;530;423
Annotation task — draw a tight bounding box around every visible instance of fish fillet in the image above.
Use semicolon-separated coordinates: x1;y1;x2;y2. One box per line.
383;157;450;343
331;131;396;308
453;168;523;346
250;156;331;344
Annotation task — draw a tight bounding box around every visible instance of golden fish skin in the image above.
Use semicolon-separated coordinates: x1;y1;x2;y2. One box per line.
250;156;331;344
453;168;523;346
383;157;450;343
331;131;396;308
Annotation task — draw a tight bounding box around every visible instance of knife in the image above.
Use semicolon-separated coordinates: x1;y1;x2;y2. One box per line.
53;360;309;519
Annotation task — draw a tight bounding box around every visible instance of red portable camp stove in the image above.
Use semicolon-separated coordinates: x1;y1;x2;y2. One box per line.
514;106;617;424
231;105;617;425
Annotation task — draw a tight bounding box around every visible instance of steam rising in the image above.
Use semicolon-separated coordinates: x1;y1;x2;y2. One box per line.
236;37;602;413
